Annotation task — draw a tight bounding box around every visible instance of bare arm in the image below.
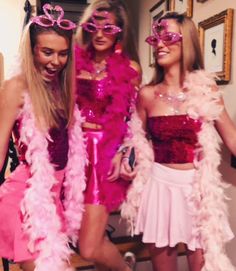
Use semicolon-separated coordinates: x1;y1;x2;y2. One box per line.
119;86;150;180
0;78;24;171
129;60;142;88
136;86;149;131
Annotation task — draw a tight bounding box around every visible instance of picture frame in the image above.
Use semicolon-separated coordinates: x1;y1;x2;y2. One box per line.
149;0;169;67
198;9;233;83
169;0;193;17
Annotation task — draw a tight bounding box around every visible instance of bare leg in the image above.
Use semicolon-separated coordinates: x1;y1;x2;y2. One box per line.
19;260;35;271
94;235;111;271
79;204;131;271
148;244;178;271
95;262;110;271
186;248;204;271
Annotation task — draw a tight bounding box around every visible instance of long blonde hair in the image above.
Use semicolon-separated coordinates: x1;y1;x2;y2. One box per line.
75;0;139;63
151;12;204;85
19;23;74;129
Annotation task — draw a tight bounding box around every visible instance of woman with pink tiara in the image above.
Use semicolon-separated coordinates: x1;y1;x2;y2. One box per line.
121;12;236;271
74;0;141;270
0;4;87;271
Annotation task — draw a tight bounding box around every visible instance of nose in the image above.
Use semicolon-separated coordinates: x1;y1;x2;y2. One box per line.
51;53;60;66
96;28;103;37
156;39;165;48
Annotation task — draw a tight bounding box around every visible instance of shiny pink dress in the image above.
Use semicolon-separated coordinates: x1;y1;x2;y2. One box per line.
76;77;133;212
0;118;69;262
75;45;138;212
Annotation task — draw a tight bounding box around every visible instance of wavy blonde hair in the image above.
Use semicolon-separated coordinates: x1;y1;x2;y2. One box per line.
19;23;74;129
75;0;139;63
151;12;204;85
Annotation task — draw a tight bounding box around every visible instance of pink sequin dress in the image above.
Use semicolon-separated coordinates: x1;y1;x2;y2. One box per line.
0;118;69;262
75;46;138;212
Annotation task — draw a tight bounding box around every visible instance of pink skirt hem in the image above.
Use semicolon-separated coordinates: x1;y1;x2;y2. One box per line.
0;164;65;262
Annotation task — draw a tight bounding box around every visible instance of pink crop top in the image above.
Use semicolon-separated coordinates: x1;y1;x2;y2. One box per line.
148;115;202;163
13;117;69;170
76;78;112;124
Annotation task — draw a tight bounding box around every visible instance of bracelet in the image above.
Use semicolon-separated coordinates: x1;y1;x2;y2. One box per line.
117;145;129;155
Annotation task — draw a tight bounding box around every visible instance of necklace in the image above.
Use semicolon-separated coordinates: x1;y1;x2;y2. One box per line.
156;90;186;115
91;61;107;79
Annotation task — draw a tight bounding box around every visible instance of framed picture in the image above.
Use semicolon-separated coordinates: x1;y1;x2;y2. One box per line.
149;0;169;66
169;0;193;17
198;9;233;83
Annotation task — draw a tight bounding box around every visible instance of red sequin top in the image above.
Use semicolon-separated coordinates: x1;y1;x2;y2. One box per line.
147;115;202;163
76;78;112;125
13;117;69;170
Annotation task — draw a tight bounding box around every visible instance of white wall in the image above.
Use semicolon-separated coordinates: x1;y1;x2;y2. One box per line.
0;0;36;79
138;0;236;268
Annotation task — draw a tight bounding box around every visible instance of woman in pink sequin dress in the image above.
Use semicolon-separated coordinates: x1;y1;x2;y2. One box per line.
0;4;86;271
74;0;141;270
121;12;236;271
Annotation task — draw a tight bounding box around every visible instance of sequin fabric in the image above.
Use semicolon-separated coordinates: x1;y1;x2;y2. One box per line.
13;118;69;170
76;78;112;124
148;115;202;163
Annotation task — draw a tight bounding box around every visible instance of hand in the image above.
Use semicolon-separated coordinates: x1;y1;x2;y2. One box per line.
107;152;122;182
119;155;137;181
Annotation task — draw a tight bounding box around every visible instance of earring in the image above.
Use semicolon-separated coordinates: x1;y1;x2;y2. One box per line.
114;41;122;54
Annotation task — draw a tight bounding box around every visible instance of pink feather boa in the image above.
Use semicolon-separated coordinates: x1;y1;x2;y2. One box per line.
121;70;235;270
19;94;87;271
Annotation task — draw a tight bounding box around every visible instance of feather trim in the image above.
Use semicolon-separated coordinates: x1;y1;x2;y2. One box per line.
63;107;87;245
19;94;86;271
121;70;235;269
120;111;154;235
185;70;235;270
75;45;138;210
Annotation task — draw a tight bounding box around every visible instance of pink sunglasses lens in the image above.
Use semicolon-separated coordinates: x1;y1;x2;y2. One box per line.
145;36;158;46
59;19;76;30
83;23;97;32
38;16;54;26
103;25;121;35
162;33;182;45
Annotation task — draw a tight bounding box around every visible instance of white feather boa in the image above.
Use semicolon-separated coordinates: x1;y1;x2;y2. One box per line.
19;94;87;271
121;70;235;270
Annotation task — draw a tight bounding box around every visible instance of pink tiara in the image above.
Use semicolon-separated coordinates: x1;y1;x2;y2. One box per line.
30;3;76;30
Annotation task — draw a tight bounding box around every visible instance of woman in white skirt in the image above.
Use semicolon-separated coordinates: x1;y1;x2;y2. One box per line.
120;12;236;271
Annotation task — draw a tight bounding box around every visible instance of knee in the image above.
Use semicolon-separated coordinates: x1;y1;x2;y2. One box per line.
79;242;98;262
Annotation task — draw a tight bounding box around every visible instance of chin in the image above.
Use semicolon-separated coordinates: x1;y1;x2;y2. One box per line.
42;76;54;83
94;46;111;52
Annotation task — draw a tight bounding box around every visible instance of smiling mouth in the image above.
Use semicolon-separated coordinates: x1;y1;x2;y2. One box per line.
94;40;106;45
45;67;58;76
157;51;169;57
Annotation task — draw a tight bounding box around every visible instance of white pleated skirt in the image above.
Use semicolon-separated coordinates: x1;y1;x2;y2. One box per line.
135;163;202;250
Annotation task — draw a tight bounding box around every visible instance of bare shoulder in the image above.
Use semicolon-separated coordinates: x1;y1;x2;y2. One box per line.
0;75;26;109
129;60;142;75
138;84;156;101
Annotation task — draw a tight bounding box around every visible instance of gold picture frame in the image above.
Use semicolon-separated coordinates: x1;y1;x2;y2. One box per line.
169;0;193;17
149;0;169;67
198;9;233;83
